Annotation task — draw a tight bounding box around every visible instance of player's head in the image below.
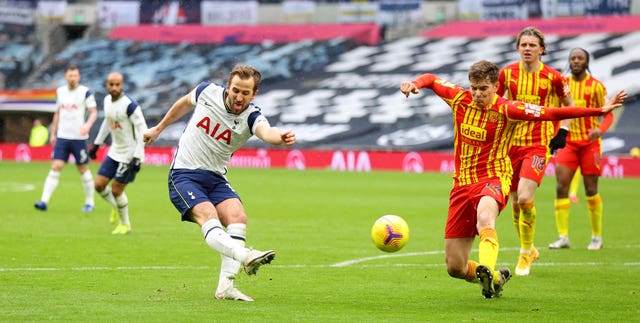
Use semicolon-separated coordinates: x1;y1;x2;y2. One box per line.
468;60;500;108
225;65;261;115
106;72;124;99
64;65;81;89
516;26;546;64
568;48;590;77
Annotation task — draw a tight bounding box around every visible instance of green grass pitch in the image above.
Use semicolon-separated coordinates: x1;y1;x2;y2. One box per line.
1;161;639;322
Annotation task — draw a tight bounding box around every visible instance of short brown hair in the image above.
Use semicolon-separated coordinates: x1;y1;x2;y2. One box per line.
468;60;500;84
228;65;262;92
65;65;79;73
516;26;547;55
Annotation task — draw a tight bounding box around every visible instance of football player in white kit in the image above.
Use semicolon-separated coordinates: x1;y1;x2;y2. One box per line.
143;65;296;302
89;72;147;235
34;66;98;212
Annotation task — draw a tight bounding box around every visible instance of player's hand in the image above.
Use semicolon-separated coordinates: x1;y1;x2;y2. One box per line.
88;145;99;160
400;82;419;98
143;127;159;145
79;124;91;136
281;130;296;146
128;157;141;172
548;128;568;155
587;128;602;141
602;90;628;113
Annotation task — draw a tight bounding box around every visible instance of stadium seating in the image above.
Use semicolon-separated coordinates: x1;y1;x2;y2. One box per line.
0;25;42;90
27;37;357;119
10;29;640;153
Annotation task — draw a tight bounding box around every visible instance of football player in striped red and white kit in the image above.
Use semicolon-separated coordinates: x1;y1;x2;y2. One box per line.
143;65;295;302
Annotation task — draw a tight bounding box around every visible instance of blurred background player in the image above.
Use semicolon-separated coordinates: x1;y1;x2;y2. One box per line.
497;26;575;276
29;117;48;147
89;72;147;234
143;64;296;301
399;60;625;299
34;66;98;212
550;48;612;250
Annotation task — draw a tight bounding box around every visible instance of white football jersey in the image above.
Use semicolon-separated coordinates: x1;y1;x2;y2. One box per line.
94;94;147;163
172;82;269;176
55;84;97;140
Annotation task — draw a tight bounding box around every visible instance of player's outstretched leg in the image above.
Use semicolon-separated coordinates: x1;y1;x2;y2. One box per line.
243;249;276;275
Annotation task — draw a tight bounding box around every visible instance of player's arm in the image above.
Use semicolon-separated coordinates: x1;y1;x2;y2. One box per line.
557;94;575;129
81;92;98;136
254;123;295;146
50;107;60;145
130;106;148;161
588;86;613;141
89;119;109;159
496;69;507;97
589;109;614;141
509;90;627;121
143;93;194;145
81;106;98;136
401;74;461;101
549;94;576;153
400;74;436;97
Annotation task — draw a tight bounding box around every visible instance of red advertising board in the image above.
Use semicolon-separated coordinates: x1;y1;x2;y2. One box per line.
422;15;640;38
108;23;381;45
2;143;639;178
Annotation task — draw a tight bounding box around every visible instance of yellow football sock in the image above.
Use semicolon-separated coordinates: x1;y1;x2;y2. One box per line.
518;200;536;250
586;193;603;237
554;198;571;236
478;228;499;272
570;168;581;197
465;260;479;283
512;202;521;240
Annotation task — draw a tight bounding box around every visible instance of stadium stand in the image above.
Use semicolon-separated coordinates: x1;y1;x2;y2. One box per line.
14;29;640;153
25;37;358;120
0;24;43;90
1;1;638;153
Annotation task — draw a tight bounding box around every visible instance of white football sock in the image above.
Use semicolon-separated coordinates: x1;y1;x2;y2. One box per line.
98;185;118;208
115;193;130;225
40;170;60;203
218;223;246;288
81;170;94;205
202;219;247;263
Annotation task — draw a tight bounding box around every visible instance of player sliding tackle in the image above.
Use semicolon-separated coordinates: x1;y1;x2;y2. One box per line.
400;60;627;298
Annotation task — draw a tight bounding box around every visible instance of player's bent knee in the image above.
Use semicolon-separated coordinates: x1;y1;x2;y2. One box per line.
446;265;466;279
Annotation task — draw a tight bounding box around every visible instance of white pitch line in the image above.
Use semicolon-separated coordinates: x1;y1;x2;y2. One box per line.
1;244;639;272
0;183;35;192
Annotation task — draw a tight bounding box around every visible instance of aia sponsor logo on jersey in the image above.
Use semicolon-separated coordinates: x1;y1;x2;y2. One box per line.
60;103;78;110
196;116;232;144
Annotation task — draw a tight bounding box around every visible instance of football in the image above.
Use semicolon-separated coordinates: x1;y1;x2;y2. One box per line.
371;215;410;252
